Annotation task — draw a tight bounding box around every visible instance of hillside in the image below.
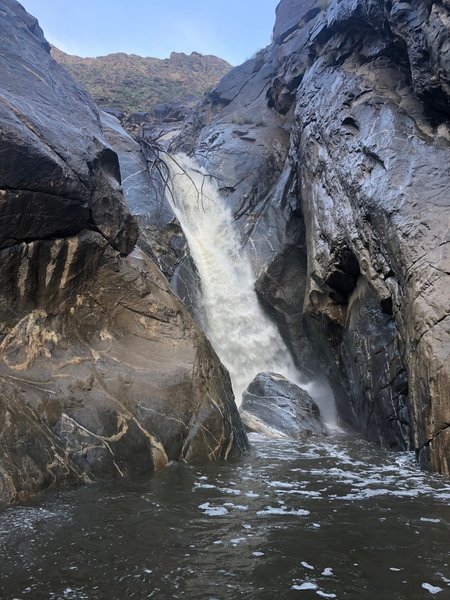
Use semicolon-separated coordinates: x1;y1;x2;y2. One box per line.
51;47;232;116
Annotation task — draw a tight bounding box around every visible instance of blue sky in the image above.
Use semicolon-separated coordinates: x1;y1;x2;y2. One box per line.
19;0;280;65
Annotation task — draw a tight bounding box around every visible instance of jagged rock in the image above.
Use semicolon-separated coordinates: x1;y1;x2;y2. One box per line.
100;111;187;279
174;0;450;474
239;372;325;439
100;111;205;321
0;0;248;505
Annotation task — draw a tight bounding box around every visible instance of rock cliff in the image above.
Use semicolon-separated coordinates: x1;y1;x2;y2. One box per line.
173;0;450;474
0;0;247;505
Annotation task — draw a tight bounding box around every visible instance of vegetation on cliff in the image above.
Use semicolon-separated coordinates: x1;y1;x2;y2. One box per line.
51;47;231;115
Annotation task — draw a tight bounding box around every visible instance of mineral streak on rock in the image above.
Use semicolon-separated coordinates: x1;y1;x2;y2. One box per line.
0;0;247;505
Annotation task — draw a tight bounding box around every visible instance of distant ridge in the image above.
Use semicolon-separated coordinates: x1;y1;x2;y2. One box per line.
51;46;232;116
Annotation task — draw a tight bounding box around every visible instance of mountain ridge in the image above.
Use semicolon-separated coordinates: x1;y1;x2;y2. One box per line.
51;46;232;116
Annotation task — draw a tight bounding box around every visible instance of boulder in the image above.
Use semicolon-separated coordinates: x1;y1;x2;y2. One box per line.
239;373;325;439
0;0;248;505
0;0;137;256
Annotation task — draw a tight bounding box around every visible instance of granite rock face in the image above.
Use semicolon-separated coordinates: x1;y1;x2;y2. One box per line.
0;0;247;505
240;372;325;439
174;0;450;473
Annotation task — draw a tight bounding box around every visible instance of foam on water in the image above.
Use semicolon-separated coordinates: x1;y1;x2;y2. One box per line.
0;434;449;599
256;506;311;517
422;583;444;594
292;582;318;590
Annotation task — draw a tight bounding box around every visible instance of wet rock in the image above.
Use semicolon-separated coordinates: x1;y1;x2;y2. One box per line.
100;111;187;279
100;112;206;323
239;373;325;439
0;1;248;505
0;1;138;255
174;0;450;473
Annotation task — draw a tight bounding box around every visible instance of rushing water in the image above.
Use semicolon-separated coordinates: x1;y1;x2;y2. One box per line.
1;434;449;599
166;154;313;409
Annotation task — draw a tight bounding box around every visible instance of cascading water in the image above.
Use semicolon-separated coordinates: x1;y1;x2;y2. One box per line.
166;154;333;419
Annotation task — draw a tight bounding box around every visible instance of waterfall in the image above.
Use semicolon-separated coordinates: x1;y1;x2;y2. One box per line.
166;154;335;421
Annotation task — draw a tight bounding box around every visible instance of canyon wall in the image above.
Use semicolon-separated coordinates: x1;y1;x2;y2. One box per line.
174;0;450;474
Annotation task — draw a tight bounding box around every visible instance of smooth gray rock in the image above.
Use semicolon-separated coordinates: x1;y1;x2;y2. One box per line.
100;112;207;324
239;372;325;439
100;111;188;280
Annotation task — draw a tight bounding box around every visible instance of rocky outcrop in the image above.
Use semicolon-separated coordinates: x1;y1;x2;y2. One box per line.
240;372;325;439
99;111;204;319
173;0;450;474
0;0;247;505
100;111;187;280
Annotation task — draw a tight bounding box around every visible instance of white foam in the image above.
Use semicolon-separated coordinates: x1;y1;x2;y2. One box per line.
274;489;321;497
292;582;318;591
257;506;310;517
301;562;315;570
194;483;216;490
420;517;441;523
230;537;246;545
269;481;297;489
223;503;249;511
422;583;443;594
198;503;229;516
218;487;241;496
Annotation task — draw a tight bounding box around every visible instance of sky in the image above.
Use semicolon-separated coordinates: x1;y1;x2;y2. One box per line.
19;0;280;66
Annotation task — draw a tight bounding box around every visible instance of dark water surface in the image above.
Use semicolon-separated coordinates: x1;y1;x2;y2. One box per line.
1;434;449;599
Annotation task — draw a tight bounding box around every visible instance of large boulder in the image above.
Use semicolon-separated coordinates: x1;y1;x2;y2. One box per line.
173;0;450;474
0;0;248;505
0;0;137;255
239;372;325;439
